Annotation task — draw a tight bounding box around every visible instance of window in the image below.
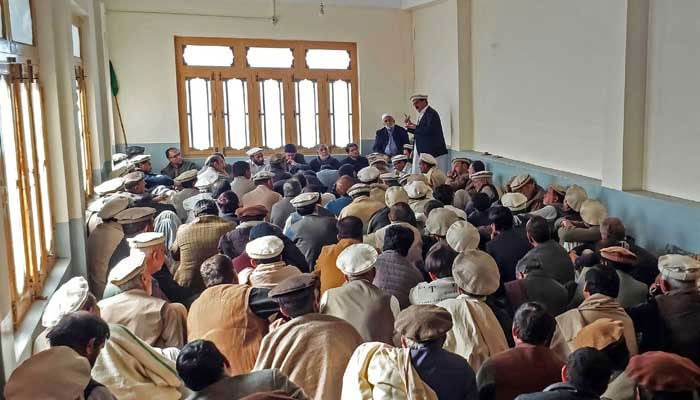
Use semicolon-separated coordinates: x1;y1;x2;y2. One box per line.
8;0;32;45
0;62;55;325
73;23;93;197
175;37;358;156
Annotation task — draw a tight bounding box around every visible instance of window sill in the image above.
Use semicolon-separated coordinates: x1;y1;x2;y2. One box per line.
12;257;73;363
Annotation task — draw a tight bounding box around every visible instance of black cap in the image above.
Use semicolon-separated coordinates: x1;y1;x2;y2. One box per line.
126;145;146;158
284;144;297;153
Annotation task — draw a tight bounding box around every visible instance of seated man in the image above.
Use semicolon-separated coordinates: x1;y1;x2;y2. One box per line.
446;157;471;191
392;154;411;175
467;192;494;228
161;147;198;179
437;250;509;371
509;174;545;213
516;216;575;285
410;242;460;305
339;183;385;233
172;169;200;221
172;199;236;293
324;175;354;216
626;254;700;365
200;153;232;182
446;220;481;253
402;143;414;171
339;142;369;173
132;154;174;189
230;160;257;202
315;216;364;294
247;147;267;176
419;153;447;188
466;162;498;205
86;196;129;298
405;180;433;219
486;206;532;284
238;235;302;289
231;222;309;275
373;113;409;157
254;274;363;399
218;205;268;259
286;192;338;267
508;258;570;317
550;264;638;360
188;255;277;375
122;171;177;215
309;144;340;172
216;190;240;223
357;166;387;205
242;171;283;213
625;351;700;400
558;199;607;248
321;243;398;344
515;347;613;400
283;143;307;167
178;340;307;399
373;225;425;309
432;184;467;220
365;201;423;268
478;303;564;400
98;253;187;348
270;180;302;229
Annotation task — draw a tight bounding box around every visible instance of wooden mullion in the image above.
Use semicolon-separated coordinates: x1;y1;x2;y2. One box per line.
211;72;226;153
317;74;331;148
247;72;262;149
31;77;55;259
283;73;296;148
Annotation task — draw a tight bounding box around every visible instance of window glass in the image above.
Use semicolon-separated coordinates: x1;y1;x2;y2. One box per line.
223;78;249;150
295;79;319;148
71;25;80;58
31;82;51;254
183;45;233;67
0;77;27;293
185;77;213;150
329;80;352;148
19;82;41;272
1;1;5;39
306;49;350;70
8;0;33;45
247;47;293;68
76;81;89;193
259;79;285;149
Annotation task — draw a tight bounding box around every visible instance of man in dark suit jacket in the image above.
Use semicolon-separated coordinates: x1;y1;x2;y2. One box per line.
404;95;448;172
486;206;532;284
373;114;409;156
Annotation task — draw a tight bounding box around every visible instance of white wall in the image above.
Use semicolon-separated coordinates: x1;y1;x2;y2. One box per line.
412;0;457;147
471;0;627;179
105;0;413;145
644;0;700;201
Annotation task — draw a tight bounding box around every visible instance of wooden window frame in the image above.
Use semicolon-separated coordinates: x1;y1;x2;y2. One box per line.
0;59;56;326
174;36;359;157
72;21;93;198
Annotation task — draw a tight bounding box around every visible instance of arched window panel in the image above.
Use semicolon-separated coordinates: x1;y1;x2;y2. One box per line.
295;79;319;148
329;79;352;148
183;45;234;67
31;81;52;255
223;78;249;150
259;79;285;149
306;49;350;70
185;77;214;151
247;47;293;68
8;0;33;45
0;76;28;295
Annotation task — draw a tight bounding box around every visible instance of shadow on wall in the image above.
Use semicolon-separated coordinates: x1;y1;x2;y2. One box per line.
452;150;700;256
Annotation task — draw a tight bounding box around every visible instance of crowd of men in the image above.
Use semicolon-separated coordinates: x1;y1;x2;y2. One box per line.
5;94;700;400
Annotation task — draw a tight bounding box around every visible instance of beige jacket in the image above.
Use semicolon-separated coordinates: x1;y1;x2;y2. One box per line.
364;222;423;267
239;261;303;289
86;221;124;298
339;196;386;233
241;185;282;212
425;167;447;188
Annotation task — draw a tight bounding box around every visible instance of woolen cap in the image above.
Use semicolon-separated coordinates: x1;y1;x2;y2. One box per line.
410;94;428;102
469;171;492;180
425;208;460;236
391;154;408;163
41;277;90;329
451;157;471;165
109;252;147;285
658;254;700;282
580;200;607;226
380;172;399;182
510;174;532;191
4;347;92;400
236;205;268;218
395;304;453;342
336;243;378;276
626;351;700;392
127;231;165;249
97;196;130;219
246;147;263;156
291;192;320;208
405;181;431;199
115;207;156;224
600;246;637;265
357;167;380;183
573;318;625;350
406;173;429;185
419;153;437;166
550;184;568;195
195;171;219;189
501;192;528;212
370;158;388;168
246;235;284;260
269;153;285;166
252;171;275;182
123;171;145;185
321;192;336;207
385;186;409;207
126;145;145;157
403;143;414;151
564;184;588;212
268;273;318;298
112;153;128;163
94;177;125;195
131;154;151;164
348;183;371;197
183;193;213;211
446;221;480;252
174;169;198;184
452;250;500;296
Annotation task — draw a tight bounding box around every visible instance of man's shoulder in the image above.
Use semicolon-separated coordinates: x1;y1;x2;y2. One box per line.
375;127;387;135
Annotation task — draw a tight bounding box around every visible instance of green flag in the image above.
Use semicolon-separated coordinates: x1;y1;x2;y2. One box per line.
110;61;119;97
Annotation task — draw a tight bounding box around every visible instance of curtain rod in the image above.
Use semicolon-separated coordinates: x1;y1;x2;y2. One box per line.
107;0;278;24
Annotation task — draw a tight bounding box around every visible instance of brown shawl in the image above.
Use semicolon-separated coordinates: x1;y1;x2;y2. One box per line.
253;313;363;400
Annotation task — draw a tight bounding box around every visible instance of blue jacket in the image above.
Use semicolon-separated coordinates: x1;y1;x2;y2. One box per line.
373;125;409;156
407;106;448;157
410;342;478;400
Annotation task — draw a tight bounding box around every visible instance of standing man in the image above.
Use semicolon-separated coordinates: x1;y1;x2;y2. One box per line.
373;113;409;157
161;147;198;179
247;147;267;176
404;94;448;173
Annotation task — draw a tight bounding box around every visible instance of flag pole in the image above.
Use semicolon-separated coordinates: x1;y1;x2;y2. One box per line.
113;95;128;147
109;61;128;148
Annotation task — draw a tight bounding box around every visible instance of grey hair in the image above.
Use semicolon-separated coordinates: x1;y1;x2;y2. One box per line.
205;154;224;167
283;180;302;198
